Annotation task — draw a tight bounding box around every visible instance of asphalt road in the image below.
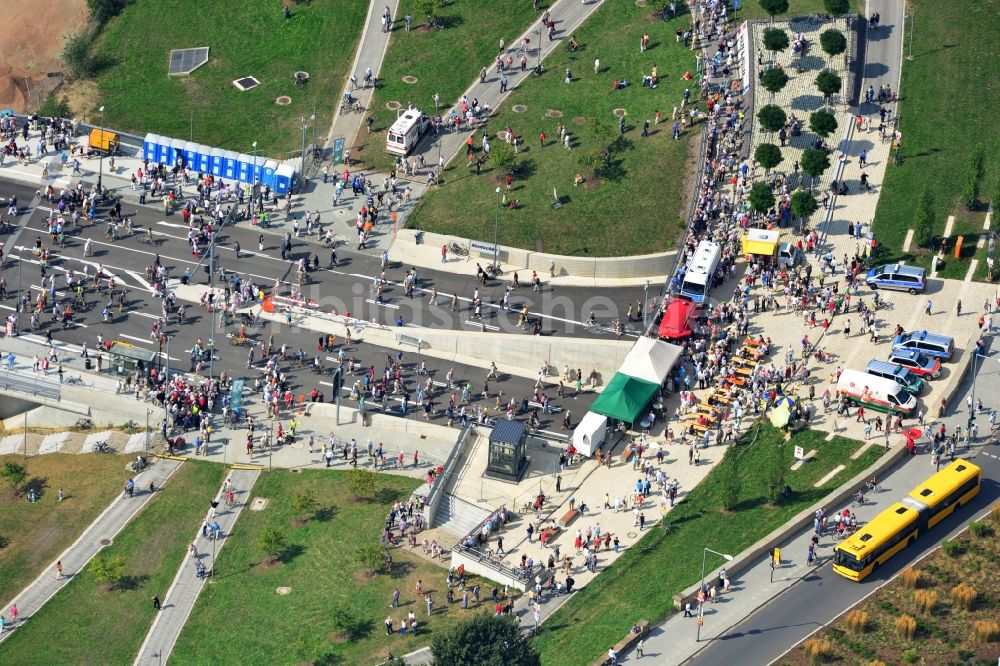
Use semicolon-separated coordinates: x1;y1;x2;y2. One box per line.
0;178;601;433
0;177;647;340
691;452;1000;666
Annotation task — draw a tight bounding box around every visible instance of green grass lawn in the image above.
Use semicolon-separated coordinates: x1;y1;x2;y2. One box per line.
170;469;502;665
0;454;130;604
91;0;368;157
355;0;540;172
532;424;884;666
0;461;225;666
408;0;700;256
871;0;1000;277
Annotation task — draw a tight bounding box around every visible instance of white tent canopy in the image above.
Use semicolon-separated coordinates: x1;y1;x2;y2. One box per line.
572;411;608;457
618;336;682;386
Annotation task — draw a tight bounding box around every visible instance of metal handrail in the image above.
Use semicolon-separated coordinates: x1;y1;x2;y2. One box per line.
424;424;474;525
452;542;540;585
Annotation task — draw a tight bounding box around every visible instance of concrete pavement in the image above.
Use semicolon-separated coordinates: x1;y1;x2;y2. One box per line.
133;467;260;665
0;457;184;641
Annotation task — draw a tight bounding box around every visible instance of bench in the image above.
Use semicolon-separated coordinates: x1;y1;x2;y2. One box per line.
711;393;731;404
743;337;763;347
691;422;713;434
542;526;561;541
589;620;649;666
724;375;747;387
559;509;580;527
622;445;634;462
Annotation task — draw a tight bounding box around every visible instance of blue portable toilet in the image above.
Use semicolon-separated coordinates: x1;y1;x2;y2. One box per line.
236;153;253;183
143;133;161;162
196;146;213;173
273;163;296;195
261;159;278;190
248;155;264;186
221;150;239;180
208;148;226;177
166;137;186;166
179;141;198;171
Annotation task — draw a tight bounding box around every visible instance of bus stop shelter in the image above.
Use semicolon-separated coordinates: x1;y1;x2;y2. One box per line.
109;344;159;377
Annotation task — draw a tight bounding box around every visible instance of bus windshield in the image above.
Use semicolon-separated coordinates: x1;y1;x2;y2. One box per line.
833;550;862;571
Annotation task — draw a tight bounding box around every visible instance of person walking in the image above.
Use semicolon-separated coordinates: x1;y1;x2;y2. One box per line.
55;561;63;580
152;594;161;611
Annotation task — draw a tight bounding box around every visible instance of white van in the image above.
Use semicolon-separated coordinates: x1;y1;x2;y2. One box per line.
386;108;430;156
836;370;916;416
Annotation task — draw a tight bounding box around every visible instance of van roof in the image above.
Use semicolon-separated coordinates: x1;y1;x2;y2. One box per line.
898;330;953;345
875;263;925;277
388;109;425;134
837;369;905;393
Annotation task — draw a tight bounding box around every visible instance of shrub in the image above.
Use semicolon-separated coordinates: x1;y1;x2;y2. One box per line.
819;29;847;59
1;461;27;494
815;69;843;103
90;553;127;590
973;620;999;643
256;527;288;562
902;650;918;664
809;110;838;138
757;104;787;133
762;28;790;57
749;182;776;214
942;540;967;558
951;583;977;610
844;609;869;634
899;566;921;589
346;467;377;499
62;31;97;79
290;491;318;518
760;68;790;94
355;541;385;575
758;0;789;19
914;589;937;615
895;614;917;640
969;521;993;539
824;0;851;16
803;638;832;663
754;143;783;173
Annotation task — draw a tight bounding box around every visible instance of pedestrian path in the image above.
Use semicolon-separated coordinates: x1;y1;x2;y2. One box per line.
0;457;184;641
133;467;260;665
408;0;609;172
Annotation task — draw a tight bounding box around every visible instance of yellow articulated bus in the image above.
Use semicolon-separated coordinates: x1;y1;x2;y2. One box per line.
833;459;981;581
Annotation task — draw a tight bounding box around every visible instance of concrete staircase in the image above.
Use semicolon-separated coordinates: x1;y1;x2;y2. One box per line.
432;493;492;541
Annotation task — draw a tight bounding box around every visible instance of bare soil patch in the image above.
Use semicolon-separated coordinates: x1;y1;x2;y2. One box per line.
0;0;88;111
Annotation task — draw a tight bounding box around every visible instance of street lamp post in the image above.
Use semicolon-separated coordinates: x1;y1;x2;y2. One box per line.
643;280;650;329
300;116;308;181
697;548;733;642
493;186;501;271
145;408;152;454
907;11;914;61
250;141;258;221
97;106;105;188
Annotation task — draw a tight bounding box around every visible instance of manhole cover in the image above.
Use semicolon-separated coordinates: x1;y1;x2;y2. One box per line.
251;497;269;511
546;109;563;118
572;116;587;125
100;539;111;545
512;104;527;113
276;586;291;595
276;96;292;106
612;108;627;118
627;532;638;538
386;100;402;110
402;75;418;84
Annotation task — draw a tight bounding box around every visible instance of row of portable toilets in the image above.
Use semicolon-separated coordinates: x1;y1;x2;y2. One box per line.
142;134;298;195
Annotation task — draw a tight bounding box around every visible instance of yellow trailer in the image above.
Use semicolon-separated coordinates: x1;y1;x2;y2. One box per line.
88;128;119;154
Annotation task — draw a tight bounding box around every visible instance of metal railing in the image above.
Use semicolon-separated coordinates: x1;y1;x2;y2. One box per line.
0;368;62;401
451;542;541;587
423;424;475;528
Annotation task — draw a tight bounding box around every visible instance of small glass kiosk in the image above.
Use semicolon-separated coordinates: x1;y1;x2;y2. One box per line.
486;419;528;482
109;344;159;377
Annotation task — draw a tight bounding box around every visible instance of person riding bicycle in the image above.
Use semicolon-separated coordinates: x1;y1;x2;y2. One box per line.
867;475;878;493
854;489;865;505
124;478;135;498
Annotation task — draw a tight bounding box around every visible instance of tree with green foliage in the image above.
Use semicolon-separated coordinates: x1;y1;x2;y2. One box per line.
961;147;986;210
62;32;96;79
757;104;787;133
819;29;847;63
90;553;127;590
762;28;790;62
719;461;741;512
749;183;776;215
809;110;838;138
800;149;831;191
414;0;443;26
915;189;935;249
759;68;789;95
490;140;516;177
346;467;378;500
754;143;783;173
815;69;842;105
432;614;541;666
256;527;288;563
758;0;789;22
1;461;27;495
790;190;819;231
355;542;385;575
290;491;318;519
765;443;786;505
824;0;851;17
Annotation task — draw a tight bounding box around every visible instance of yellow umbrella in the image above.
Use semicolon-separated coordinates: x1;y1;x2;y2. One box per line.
769;402;792;428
